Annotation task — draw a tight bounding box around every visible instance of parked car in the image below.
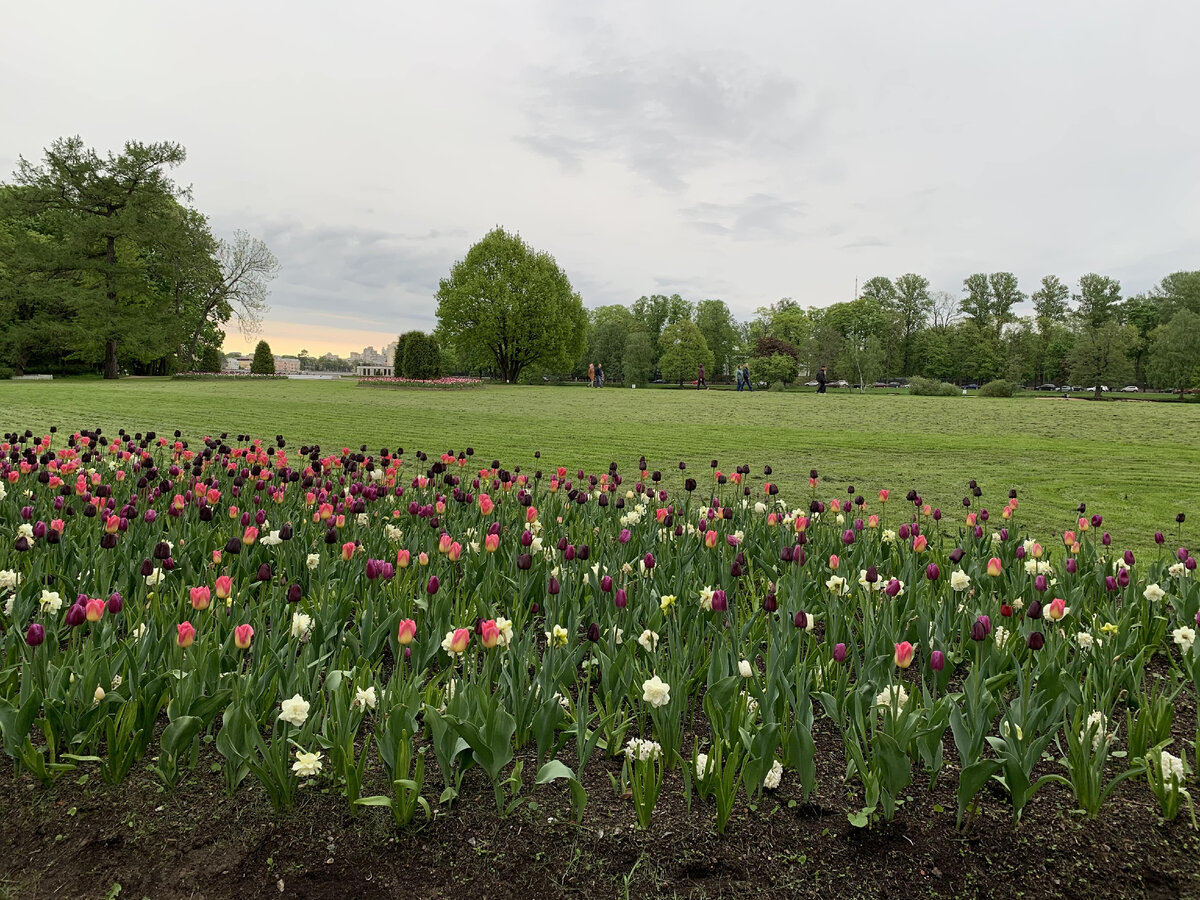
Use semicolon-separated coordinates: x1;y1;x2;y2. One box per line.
963;383;979;390
804;380;820;387
1038;383;1057;390
873;381;890;388
1120;385;1140;392
1084;386;1110;392
1059;385;1074;392
831;380;850;388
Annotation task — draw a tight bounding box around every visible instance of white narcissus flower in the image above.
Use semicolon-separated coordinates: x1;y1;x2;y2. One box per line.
356;513;369;527
93;685;106;705
763;759;783;790
495;617;514;647
1173;626;1196;654
739;659;753;678
624;737;662;762
0;569;20;591
17;523;34;539
642;674;671;708
637;629;659;652
825;575;849;595
530;536;543;554
145;568;165;586
950;569;971;592
292;749;323;777
2;597;12;617
754;501;767;514
1169;562;1188;578
385;524;403;542
1144;583;1167;603
1076;632;1095;650
40;590;63;614
545;624;568;647
291;612;313;640
881;529;896;544
1082;710;1109;751
278;694;310;727
874;685;908;711
306;553;320;570
355;686;378;710
612;626;624;644
260;530;283;546
699;586;715;611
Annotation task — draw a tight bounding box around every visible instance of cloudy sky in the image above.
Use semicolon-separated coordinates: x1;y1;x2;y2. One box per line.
4;2;1198;356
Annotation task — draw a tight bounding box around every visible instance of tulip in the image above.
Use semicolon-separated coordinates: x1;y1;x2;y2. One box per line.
970;620;988;641
1047;598;1067;621
828;554;839;571
85;597;105;622
615;587;628;608
484;533;499;553
987;557;1002;577
587;622;601;642
711;589;727;612
215;576;233;599
704;530;718;549
242;526;259;545
885;578;902;597
832;642;847;663
256;563;272;582
426;575;440;595
107;592;123;615
234;624;254;649
949;547;964;564
793;611;808;630
1155;531;1165;545
190;586;211;610
287;583;303;603
1034;574;1048;593
448;627;470;654
913;534;928;552
341;541;356;561
65;603;87;627
643;552;656;570
1124;549;1135;567
842;529;855;545
548;576;561;595
1105;575;1117;592
1027;600;1043;619
1065;557;1078;574
480;619;500;649
177;621;196;648
925;563;940;581
599;574;613;593
930;650;945;671
1117;567;1130;588
1000;602;1013;617
864;565;878;584
26;623;45;647
396;619;416;645
1027;631;1045;650
397;548;411;567
894;641;915;668
517;552;533;570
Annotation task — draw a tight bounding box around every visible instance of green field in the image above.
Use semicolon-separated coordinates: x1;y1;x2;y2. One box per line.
2;377;1197;551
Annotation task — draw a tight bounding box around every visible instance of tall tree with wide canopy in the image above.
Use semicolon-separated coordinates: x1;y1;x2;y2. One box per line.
658;320;713;386
435;227;587;383
8;136;188;378
893;273;931;375
694;299;739;376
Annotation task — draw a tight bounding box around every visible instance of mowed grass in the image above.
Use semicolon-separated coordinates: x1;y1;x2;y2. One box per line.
2;378;1198;553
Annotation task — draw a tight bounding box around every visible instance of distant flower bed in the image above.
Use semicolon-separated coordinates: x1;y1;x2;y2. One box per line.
357;376;484;389
172;372;289;380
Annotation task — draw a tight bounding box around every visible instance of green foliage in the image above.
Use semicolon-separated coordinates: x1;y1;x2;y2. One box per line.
768;381;786;392
250;340;275;375
198;346;222;374
908;376;958;396
435;227;586;383
695;299;739;377
402;332;441;380
978;379;1015;397
394;332;418;376
622;331;655;386
657;320;713;385
1147;310;1200;393
1069;322;1135;397
750;353;797;387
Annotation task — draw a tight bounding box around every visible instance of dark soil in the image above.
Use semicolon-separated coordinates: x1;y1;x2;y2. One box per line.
4;704;1200;900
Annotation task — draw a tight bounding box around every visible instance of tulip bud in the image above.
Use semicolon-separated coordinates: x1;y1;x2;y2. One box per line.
832;642;847;663
949;547;964;564
763;592;777;612
177;621;196;648
257;563;272;582
517;553;532;570
1027;631;1045;651
25;623;45;646
864;565;878;584
65;603;87;627
930;650;945;671
1155;531;1165;545
615;587;627;608
287;583;303;604
1027;600;1043;619
587;622;601;642
643;552;656;570
894;641;915;668
925;563;940;581
234;624;254;649
107;592;123;615
711;589;727;612
885;578;901;597
1117;567;1130;588
793;610;808;630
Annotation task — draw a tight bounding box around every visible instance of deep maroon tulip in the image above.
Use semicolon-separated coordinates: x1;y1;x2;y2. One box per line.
897;524;910;541
564;545;575;561
365;558;382;580
999;528;1009;542
711;589;727;612
100;533;117;550
107;592;123;615
763;592;778;612
926;563;940;581
684;478;697;492
1179;547;1190;562
930;650;945;671
854;517;864;532
1187;557;1197;571
977;614;992;635
154;541;171;560
730;561;743;578
1105;575;1117;592
279;523;293;541
32;521;46;539
1154;531;1165;545
26;623;45;646
932;508;942;521
516;553;532;570
19;506;33;521
615;588;627;608
1027;600;1043;619
970;620;988;641
864;566;878;584
65;603;86;627
885;578;901;597
793;611;808;630
781;546;794;563
619;528;631;544
600;575;613;593
1117;567;1130;588
1027;631;1045;651
1101;532;1111;546
1124;550;1135;567
1178;513;1187;524
548;576;561;595
1091;514;1102;528
833;642;847;663
1015;545;1026;560
426;575;440;595
643;552;655;570
842;529;855;546
1065;558;1077;574
257;563;272;582
587;623;601;642
224;537;241;555
140;559;154;577
520;530;533;547
949;547;964;564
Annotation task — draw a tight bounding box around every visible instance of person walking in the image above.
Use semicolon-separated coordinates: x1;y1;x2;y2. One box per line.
742;364;753;392
596;363;604;388
588;362;595;388
816;365;827;394
697;363;707;390
735;365;744;391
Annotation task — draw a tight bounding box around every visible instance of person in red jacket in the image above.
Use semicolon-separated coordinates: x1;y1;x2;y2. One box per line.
697;363;707;390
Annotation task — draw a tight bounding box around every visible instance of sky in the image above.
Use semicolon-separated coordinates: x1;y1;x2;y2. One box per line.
3;1;1199;357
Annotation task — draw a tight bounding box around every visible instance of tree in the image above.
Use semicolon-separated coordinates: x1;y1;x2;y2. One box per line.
960;274;992;330
631;294;693;371
394;331;419;376
250;340;275;374
1068;323;1134;398
1031;275;1070;330
435;228;586;383
1121;295;1161;384
893;273;932;375
825;296;889;391
988;272;1024;336
929;291;961;331
695;299;738;377
199;345;222;373
403;332;441;380
7;136;188;378
860;276;897;308
585;321;629;382
1074;274;1122;329
1147;310;1200;393
623;331;655;386
657;320;713;386
1151;271;1200;319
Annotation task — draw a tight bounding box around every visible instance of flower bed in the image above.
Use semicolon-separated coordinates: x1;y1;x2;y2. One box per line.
1;430;1197;846
171;371;289;380
356;376;484;389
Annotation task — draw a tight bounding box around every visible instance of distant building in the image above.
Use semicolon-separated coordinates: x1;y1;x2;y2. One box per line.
221;356;241;372
274;356;301;374
355;364;394;377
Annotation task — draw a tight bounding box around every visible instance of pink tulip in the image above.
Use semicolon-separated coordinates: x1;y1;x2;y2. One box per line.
397;618;417;644
190;586;211;610
234;624;254;649
438;532;453;554
85;597;105;622
894;641;915;668
986;557;1002;577
484;533;499;553
341;541;356;561
177;621;196;648
480;619;500;649
448;627;470;653
1047;598;1067;621
215;576;233;599
242;525;259;545
912;534;928;552
396;548;411;567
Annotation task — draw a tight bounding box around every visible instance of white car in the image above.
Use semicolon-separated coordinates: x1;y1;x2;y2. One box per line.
1120;385;1140;393
1084;386;1110;392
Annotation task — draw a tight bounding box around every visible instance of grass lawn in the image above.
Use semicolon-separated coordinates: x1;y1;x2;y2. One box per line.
2;377;1197;552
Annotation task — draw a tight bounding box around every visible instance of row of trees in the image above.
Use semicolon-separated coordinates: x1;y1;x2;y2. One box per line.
0;137;279;378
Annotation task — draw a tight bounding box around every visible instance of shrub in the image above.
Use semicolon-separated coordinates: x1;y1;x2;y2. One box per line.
250;340;275;375
394;332;419;377
199;346;222;374
403;332;441;380
750;354;798;387
908;376;957;397
979;379;1015;398
768;381;786;392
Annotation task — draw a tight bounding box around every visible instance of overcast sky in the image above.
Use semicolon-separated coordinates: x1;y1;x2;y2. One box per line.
4;1;1199;356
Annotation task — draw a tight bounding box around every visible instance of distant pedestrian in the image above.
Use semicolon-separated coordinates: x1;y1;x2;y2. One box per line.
817;366;827;394
588;362;595;388
742;364;753;392
697;363;707;390
596;364;604;388
735;366;745;391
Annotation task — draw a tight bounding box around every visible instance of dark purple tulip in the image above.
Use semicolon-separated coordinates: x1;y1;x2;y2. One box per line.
1101;532;1111;546
564;545;575;561
144;508;157;524
898;524;910;541
926;563;940;582
99;533;117;550
20;506;33;520
864;566;878;584
999;528;1009;542
711;589;727;612
643;552;656;570
1124;550;1135;567
224;537;241;555
548;576;561;595
1091;514;1102;528
1034;574;1048;593
1065;558;1077;574
842;529;855;545
885;578;901;597
140;559;154;577
255;563;270;582
977;615;991;634
932;508;942;521
365;558;382;580
781;546;794;563
1187;557;1197;571
618;528;631;544
1027;631;1045;651
854;517;864;532
833;642;847;663
1155;531;1165;545
426;575;440;595
793;611;808;630
974;526;983;539
1015;545;1026;560
684;478;697;492
970;620;988;641
32;521;46;539
516;553;532;570
763;592;778;612
730;561;743;578
25;623;45;646
980;509;989;522
1117;568;1130;588
1178;513;1187;524
1179;547;1190;562
600;575;613;593
520;530;533;547
615;587;627;608
1105;575;1117;592
65;603;86;627
587;623;601;642
949;547;964;564
107;592;123;615
930;650;945;671
1027;600;1043;619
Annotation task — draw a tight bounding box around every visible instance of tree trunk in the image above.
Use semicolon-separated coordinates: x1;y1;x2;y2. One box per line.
104;339;120;379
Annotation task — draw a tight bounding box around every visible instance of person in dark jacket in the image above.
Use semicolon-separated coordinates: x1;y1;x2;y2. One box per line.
697;364;707;389
817;366;827;394
742;364;752;391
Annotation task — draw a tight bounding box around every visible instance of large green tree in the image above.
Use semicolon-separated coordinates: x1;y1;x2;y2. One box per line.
1147;309;1200;394
657;320;713;386
7;136;189;378
893;273;931;376
622;331;655;386
250;339;275;374
694;299;739;377
988;272;1024;336
434;228;587;383
1068;323;1134;398
960;273;992;331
